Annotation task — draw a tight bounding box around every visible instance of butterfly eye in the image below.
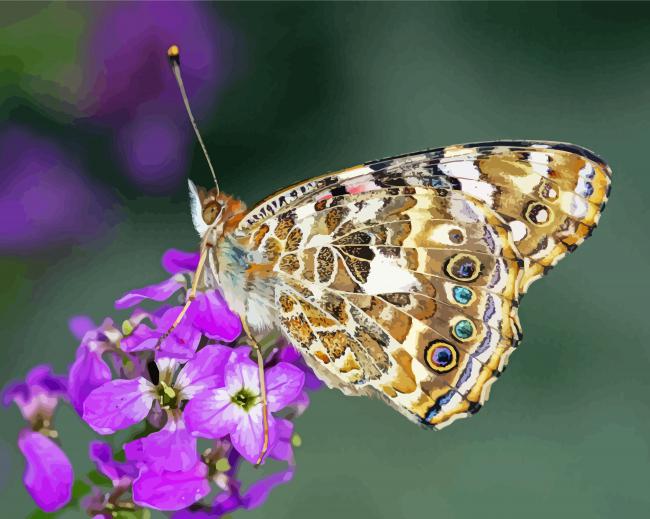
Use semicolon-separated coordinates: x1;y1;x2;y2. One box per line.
202;202;221;225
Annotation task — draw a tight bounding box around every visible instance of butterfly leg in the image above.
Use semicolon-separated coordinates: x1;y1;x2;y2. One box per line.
158;245;210;345
241;319;270;465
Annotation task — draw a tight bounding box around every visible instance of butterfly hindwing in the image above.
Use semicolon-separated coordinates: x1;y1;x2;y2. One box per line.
261;188;523;428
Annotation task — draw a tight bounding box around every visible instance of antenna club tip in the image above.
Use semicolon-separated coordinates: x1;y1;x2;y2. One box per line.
167;44;180;62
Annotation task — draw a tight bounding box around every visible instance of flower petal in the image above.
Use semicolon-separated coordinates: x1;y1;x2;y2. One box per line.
225;358;260;394
269;418;294;462
184;388;240;439
230;405;277;465
18;430;73;513
241;465;294;509
120;322;159;353
132;461;210;511
68;344;112;415
176;345;232;398
89;441;138;486
3;365;67;422
82;378;155;434
155;306;202;360
265;362;305;412
278;344;323;391
125;415;198;472
25;365;68;395
115;277;183;309
68;315;96;341
192;291;242;341
162;249;200;274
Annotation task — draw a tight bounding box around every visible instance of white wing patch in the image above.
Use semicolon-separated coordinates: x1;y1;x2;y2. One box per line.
363;254;419;294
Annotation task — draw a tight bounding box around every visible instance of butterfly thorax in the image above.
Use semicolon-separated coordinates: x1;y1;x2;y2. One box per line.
190;184;279;334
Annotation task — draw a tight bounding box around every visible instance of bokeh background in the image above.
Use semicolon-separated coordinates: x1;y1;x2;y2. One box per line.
1;2;649;518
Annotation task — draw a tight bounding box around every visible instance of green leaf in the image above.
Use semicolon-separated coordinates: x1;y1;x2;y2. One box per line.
72;479;91;499
87;468;111;486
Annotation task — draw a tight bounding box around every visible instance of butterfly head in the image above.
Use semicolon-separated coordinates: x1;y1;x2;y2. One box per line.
188;180;247;241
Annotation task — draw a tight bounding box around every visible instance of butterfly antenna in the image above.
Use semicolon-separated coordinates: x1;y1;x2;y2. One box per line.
167;44;219;195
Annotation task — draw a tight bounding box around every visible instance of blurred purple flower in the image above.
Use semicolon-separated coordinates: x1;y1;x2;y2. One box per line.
184;351;304;464
68;315;97;340
80;2;234;193
0;128;112;254
18;430;74;513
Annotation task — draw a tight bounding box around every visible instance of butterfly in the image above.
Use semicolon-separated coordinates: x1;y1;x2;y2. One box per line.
166;46;611;461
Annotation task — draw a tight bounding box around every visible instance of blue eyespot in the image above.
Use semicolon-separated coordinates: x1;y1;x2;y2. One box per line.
445;253;481;281
425;340;458;373
452;286;473;305
433;346;453;366
453;319;474;340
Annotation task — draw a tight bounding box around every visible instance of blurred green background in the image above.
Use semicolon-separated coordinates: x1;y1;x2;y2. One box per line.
1;2;649;518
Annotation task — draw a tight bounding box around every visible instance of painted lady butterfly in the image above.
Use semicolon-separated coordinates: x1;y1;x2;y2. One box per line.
167;46;611;461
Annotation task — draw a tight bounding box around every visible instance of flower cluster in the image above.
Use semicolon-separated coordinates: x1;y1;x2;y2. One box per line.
2;2;233;255
3;249;319;516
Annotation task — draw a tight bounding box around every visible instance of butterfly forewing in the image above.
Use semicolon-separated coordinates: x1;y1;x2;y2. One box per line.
221;141;611;429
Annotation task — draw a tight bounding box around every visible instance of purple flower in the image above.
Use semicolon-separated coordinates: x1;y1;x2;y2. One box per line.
162;249;201;275
68;315;97;340
80;3;234;193
3;367;73;512
83;345;231;435
122;305;203;361
276;342;324;392
268;418;295;462
115;276;185;309
84;442;140;517
0;128;112;253
115;271;242;358
173;461;295;518
89;441;138;489
185;350;304;464
67;317;119;415
212;466;294;517
132;461;211;511
18;430;74;513
3;365;67;424
125;412;198;473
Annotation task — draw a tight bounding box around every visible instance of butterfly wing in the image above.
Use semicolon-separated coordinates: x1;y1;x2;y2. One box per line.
238;140;611;291
230;141;611;428
270;189;523;428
